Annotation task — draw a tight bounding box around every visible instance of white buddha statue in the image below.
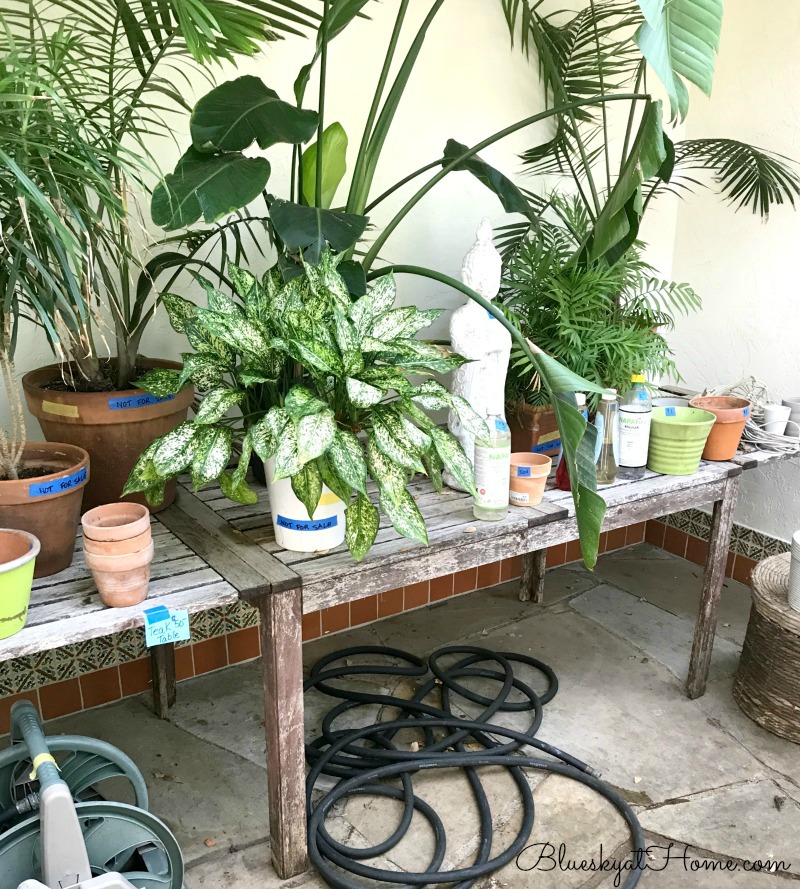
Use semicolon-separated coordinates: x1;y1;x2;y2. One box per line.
444;218;511;491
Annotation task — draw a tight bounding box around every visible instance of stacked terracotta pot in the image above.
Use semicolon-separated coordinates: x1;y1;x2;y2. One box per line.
81;503;153;607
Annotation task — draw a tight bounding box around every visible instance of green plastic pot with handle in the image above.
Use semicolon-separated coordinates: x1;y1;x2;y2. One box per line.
647;406;716;476
0;528;40;639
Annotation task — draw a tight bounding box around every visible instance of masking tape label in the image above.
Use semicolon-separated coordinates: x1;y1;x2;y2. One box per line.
42;400;79;418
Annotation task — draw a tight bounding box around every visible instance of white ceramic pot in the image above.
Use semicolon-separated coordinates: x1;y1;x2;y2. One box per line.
763;403;791;435
264;457;346;552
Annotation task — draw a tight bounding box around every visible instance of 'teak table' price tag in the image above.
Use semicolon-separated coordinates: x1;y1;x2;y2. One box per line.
144;605;191;647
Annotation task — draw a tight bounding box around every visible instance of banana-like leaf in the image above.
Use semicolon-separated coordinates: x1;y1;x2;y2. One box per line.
634;0;723;121
270;199;369;263
302;122;349;209
292;462;323;519
345;492;380;562
151;147;271;230
191;76;319;151
443;139;534;216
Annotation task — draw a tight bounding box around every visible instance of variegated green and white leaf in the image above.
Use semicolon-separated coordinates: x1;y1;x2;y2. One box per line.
371;406;425;473
368;272;397;315
333;310;363;375
161;293;197;333
191;426;233;488
358;367;415;395
228;264;258;303
134;368;183;398
346;377;384;408
401;416;432;454
273;419;302;481
366;436;408;501
284;385;326;421
291;462;323;519
142;480;167;509
194;388;244;425
361;336;388;353
349;295;373;339
422;447;444;494
233;432;253;487
379;487;428;546
345;492;379;562
250;406;290;461
400;308;443;337
195;309;272;359
371;307;416;342
285;339;343;375
123;440;162;496
297;408;337;465
411;381;488;438
317;453;353;505
197;275;241;315
178;352;227;390
430;426;476;496
219;471;258;504
183;318;235;367
152;422;198;475
328;429;367;495
238;358;281;388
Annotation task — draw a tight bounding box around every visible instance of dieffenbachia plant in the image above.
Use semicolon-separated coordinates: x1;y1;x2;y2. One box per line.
123;254;489;561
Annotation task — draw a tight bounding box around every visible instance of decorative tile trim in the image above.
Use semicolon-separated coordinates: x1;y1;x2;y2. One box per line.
657;508;790;560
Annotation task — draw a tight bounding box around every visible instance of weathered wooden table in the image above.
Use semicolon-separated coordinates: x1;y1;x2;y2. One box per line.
0;447;792;878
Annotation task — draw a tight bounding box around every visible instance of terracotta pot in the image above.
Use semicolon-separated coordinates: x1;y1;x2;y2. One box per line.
82;502;150;541
509;453;552;507
507;402;561;458
83;528;151;556
84;540;154;608
22;358;194;513
0;443;89;577
688;396;751;461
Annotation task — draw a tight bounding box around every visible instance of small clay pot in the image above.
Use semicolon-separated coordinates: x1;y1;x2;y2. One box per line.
509;453;552;507
84;540;154;608
82;502;150;542
688;396;750;461
83;528;151;556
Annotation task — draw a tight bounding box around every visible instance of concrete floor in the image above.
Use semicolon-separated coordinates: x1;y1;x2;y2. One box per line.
14;543;800;888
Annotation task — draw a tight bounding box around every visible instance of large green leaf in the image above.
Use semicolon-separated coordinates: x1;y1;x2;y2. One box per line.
366;436;407;501
429;427;476;497
270;199;369;263
151;147;271;230
345;492;380;562
178;352;227;390
317;453;354;505
634;0;723;121
152;422;198;475
370;406;425;474
194;309;272;359
284;385;327;420
410;381;488;439
296;408;337;464
134;368;183;398
328;430;368;496
443;139;534;216
273;420;302;480
191;426;234;488
302;122;349;209
379;487;428;546
291;462;323;519
160;293;197;333
191;76;319;151
194;388;244;424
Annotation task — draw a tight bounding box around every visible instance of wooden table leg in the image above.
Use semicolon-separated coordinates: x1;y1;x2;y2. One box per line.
686;475;740;700
150;643;176;720
256;585;308;878
519;550;547;603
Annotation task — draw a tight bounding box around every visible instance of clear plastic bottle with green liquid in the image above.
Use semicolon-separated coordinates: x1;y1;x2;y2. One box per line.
473;413;511;521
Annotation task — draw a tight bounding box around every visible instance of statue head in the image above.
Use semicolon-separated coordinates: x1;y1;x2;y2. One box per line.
461;217;502;300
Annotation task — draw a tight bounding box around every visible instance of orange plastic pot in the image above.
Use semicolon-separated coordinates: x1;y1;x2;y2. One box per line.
509;453;552;507
688;396;751;461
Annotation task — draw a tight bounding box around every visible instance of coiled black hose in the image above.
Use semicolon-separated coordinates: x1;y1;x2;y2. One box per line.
304;645;645;889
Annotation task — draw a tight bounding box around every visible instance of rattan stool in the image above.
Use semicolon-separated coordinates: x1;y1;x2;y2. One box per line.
733;553;800;743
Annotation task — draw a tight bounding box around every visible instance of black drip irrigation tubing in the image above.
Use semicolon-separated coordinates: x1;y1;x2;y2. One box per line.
304;644;646;889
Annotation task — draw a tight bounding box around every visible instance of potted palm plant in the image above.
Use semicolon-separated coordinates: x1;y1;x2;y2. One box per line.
124;256;486;560
2;0;321;512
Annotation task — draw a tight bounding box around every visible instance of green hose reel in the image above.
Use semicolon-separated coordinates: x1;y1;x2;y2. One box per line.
0;702;184;889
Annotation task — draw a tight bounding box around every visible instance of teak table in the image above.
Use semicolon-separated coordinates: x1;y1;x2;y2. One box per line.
0;448;792;878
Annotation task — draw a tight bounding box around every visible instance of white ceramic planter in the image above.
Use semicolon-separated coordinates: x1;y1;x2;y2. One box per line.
264;457;346;552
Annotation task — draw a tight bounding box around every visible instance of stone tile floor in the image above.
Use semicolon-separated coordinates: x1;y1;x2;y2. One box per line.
10;543;800;888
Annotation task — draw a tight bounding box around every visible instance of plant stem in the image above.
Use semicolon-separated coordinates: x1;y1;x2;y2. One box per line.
589;0;612;194
315;0;330;209
362;93;647;271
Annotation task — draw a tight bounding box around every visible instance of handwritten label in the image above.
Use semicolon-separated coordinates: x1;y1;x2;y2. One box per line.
665;407;677;417
108;393;175;411
531;438;560;454
28;466;87;499
144;606;191;647
516;466;532;477
276;515;339;532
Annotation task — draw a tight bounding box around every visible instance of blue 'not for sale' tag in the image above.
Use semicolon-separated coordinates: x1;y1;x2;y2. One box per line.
144;606;191;647
665;407;677;417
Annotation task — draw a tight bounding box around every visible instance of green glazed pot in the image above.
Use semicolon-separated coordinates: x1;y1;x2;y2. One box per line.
0;528;40;640
647;406;716;476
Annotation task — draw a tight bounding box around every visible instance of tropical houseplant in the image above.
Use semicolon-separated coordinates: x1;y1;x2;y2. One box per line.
125;254;486;559
134;0;785;566
1;0;323;510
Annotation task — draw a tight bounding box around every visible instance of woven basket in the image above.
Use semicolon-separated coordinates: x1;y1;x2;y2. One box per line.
733;553;800;744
